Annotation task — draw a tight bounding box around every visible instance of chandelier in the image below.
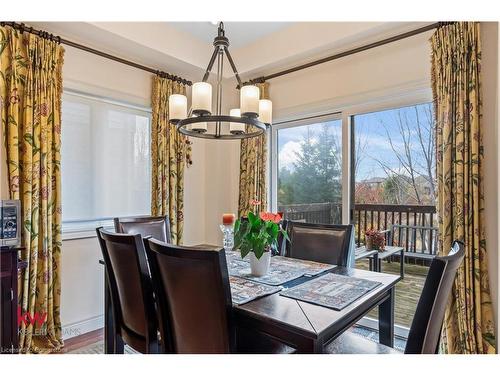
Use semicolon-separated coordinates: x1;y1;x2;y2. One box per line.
168;22;272;140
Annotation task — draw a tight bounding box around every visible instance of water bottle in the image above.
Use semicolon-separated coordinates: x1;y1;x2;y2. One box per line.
220;213;236;252
220;224;234;251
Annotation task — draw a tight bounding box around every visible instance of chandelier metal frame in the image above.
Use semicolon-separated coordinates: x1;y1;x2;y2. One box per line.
170;22;267;140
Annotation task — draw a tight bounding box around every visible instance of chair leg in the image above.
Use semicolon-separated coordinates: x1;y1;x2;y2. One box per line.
115;334;124;354
147;339;160;354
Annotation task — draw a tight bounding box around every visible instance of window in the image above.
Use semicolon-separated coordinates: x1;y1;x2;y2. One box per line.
61;92;151;235
275;119;343;224
353;102;436;207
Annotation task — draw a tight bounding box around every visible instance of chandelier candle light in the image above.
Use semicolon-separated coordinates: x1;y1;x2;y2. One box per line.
168;22;272;140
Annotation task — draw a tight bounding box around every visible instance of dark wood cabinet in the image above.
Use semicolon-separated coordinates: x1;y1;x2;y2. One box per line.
0;246;24;354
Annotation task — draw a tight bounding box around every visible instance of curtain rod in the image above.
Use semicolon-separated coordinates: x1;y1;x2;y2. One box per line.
243;22;453;86
0;21;193;86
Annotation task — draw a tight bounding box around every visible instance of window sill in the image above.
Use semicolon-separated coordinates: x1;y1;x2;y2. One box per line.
62;230;99;241
62;221;114;241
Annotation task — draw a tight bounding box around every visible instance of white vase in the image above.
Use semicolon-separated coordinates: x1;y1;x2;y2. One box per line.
249;251;271;276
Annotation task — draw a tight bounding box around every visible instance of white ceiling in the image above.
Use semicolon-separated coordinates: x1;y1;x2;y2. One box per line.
27;22;434;82
169;22;293;49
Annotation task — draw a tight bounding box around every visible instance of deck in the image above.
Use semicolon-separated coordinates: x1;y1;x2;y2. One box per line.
355;257;429;328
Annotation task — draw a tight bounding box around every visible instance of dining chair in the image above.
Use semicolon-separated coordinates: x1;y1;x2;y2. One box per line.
144;240;294;354
326;240;465;354
114;215;171;243
285;222;354;266
96;228;159;354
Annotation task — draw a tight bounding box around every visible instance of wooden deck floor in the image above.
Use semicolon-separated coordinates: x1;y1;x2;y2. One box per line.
355;258;429;328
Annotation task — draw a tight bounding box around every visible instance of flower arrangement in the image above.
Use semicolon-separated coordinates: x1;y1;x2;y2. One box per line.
365;228;386;251
234;210;288;260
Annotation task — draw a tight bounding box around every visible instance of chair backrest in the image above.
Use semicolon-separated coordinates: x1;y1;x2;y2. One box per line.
114;216;171;243
405;240;465;354
145;239;234;354
96;228;158;353
285;222;354;266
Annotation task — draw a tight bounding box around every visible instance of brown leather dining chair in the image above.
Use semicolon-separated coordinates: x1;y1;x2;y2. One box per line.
114;215;171;243
285;222;354;266
326;240;466;354
96;228;159;354
145;240;234;353
144;240;294;354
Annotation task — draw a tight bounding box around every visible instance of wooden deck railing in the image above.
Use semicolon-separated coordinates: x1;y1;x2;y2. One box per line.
278;202;438;256
354;204;437;256
278;202;342;224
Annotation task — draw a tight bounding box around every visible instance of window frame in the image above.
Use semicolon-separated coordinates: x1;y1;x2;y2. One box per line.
269;111;343;219
61;89;153;240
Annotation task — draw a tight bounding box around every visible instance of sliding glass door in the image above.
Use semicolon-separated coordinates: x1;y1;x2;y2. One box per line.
270;97;435;339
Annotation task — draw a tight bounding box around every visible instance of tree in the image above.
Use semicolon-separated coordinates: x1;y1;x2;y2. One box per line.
277;167;295;204
314;123;342;203
356;103;436;205
278;123;342;205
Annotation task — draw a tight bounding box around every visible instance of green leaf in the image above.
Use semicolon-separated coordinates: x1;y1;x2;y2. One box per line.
240;243;250;259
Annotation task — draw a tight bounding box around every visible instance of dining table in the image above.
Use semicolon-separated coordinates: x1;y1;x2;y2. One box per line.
99;245;400;354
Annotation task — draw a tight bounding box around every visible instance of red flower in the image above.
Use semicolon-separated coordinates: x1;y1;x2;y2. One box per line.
259;212;282;223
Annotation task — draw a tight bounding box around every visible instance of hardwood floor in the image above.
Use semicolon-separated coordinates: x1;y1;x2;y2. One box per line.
58;329;104;354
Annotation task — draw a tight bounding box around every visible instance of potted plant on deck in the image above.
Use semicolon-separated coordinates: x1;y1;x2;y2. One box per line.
365;228;386;252
233;211;288;276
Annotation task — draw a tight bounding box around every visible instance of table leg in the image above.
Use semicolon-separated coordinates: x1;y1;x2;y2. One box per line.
375;253;380;272
400;250;405;279
378;288;395;348
296;337;324;353
104;269;115;354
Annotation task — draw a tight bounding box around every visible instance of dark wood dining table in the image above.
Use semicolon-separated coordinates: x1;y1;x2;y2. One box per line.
99;247;399;354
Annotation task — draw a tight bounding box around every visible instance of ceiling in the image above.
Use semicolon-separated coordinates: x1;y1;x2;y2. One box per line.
27;21;434;82
169;22;293;49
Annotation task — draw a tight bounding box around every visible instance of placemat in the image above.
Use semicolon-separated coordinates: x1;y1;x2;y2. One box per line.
271;256;336;276
280;273;382;310
229;276;282;305
228;260;305;286
225;250;249;262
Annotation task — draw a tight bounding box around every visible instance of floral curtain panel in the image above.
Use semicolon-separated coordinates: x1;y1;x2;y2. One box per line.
431;22;496;354
238;82;269;217
0;26;64;352
150;75;192;244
